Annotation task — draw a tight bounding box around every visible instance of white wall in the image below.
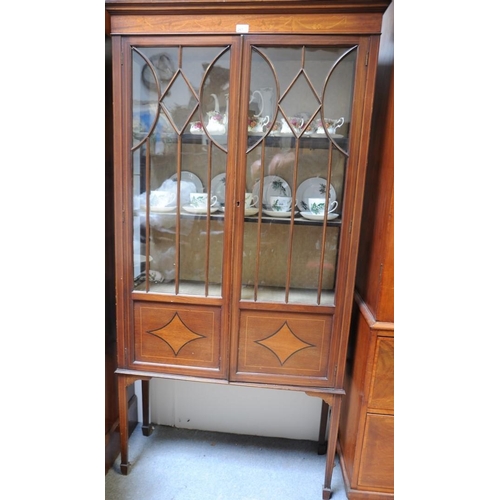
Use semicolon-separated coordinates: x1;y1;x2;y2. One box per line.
136;379;324;441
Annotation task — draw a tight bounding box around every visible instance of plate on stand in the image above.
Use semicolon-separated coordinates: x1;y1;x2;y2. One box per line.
296;178;336;212
253;176;291;209
211;173;227;204
169;171;204;193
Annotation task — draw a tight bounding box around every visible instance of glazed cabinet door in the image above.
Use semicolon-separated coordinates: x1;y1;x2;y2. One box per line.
116;36;242;378
230;36;370;387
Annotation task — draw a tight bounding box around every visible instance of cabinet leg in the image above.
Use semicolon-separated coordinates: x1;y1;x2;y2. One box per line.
317;399;330;455
117;375;131;475
141;379;154;436
117;373;153;474
322;395;342;500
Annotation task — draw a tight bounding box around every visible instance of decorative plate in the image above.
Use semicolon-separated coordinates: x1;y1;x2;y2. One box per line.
169;171;204;193
252;176;291;209
296;178;336;212
211;173;227;204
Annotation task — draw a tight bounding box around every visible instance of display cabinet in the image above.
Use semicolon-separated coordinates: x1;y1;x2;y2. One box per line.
106;1;391;498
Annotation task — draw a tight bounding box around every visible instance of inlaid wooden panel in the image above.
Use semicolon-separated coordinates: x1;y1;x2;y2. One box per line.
109;13;383;36
368;336;394;412
133;302;222;373
358;413;394;491
235;310;333;382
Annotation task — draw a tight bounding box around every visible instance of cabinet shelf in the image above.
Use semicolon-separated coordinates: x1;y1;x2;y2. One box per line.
174;133;348;150
138;210;341;226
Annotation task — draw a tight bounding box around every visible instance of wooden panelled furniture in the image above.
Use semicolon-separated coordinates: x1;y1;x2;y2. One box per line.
105;1;392;497
337;3;394;498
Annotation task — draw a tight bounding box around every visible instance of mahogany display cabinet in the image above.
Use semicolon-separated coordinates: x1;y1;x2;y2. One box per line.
105;1;392;498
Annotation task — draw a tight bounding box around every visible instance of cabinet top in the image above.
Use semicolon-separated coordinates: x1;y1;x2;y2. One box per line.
105;0;392;14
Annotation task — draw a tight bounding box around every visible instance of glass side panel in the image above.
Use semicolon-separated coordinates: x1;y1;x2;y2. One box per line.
242;45;356;305
131;45;230;296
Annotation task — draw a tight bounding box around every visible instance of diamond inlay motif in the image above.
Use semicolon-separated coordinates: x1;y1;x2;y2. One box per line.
148;313;205;356
256;322;314;366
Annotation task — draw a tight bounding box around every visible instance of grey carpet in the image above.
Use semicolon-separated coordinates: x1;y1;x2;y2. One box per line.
106;424;348;500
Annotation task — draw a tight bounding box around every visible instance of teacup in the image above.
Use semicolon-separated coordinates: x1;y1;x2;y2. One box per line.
270;196;292;212
248;115;270;133
245;193;259;208
280;117;304;135
189;121;204;134
190;192;218;208
307;197;338;215
315;117;344;135
150;190;176;208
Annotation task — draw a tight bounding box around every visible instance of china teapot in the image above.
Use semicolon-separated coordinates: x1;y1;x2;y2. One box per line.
206;94;226;135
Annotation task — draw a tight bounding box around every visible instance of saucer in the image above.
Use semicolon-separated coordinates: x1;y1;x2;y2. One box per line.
183;205;219;214
150;205;176;213
262;209;296;218
300;211;339;221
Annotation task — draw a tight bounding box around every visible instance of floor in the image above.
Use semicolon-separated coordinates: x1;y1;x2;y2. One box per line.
105;424;348;500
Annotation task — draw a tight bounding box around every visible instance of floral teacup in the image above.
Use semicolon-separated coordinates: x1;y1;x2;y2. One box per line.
248;115;269;133
315;117;344;135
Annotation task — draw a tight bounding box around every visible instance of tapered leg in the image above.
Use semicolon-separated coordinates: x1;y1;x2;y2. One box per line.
317;399;330;455
141;379;154;436
117;375;131;474
322;395;342;500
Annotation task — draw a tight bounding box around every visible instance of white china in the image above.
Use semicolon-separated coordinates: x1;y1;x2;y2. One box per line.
307;197;338;215
245;192;259;208
205;94;226;135
150;205;177;213
211;173;227;205
190;192;218;208
149;190;176;210
182;205;219;214
189;121;204;134
296;177;336;212
262;209;296;218
252;175;292;209
269;195;292;212
315;117;345;135
169;171;204;193
300;211;340;221
248;115;270;134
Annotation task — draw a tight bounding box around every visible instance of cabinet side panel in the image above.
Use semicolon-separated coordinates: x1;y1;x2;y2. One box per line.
355;1;393;323
338;305;371;483
358;413;394;491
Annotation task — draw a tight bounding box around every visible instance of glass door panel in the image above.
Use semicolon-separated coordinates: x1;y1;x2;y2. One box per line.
242;43;356;305
131;44;231;297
